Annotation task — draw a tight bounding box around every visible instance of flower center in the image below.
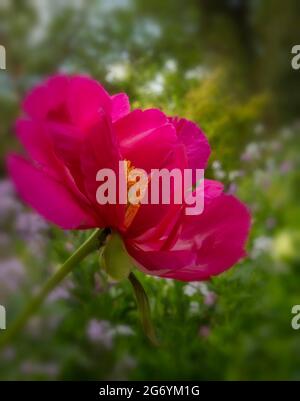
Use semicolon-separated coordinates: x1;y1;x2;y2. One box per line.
124;160;148;229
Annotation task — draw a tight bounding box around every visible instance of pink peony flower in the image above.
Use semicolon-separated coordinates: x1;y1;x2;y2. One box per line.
7;74;251;282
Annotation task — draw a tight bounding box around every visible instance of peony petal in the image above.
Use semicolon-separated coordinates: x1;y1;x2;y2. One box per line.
119;123;178;172
203;179;224;204
125;241;195;277
170;117;211;172
80;112;126;229
23;74;113;128
16;118;93;209
46;120;94;199
127;191;250;282
22;75;69;120
47;121;82;169
116;113;210;189
16;118;63;180
129;179;224;251
114;108;167;145
7;154;99;229
162;194;251;281
124;144;188;239
111;93;130;122
67;76;111;127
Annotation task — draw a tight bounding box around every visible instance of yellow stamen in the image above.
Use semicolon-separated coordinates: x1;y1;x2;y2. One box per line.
124;160;148;229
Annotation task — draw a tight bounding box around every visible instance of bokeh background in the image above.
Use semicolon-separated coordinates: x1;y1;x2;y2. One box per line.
1;0;300;380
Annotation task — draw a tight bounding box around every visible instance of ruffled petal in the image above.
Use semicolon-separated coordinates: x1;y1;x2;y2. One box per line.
111;93;130;122
16;118;62;180
126;188;250;281
162;194;251;281
80;112;126;229
67;76;112;127
170;117;211;172
115;109;179;171
124;144;188;239
125;241;195;277
7;154;98;229
115;109;167;142
120;123;178;172
16;118;93;208
22;75;69;120
203;179;224;204
23;75;114;128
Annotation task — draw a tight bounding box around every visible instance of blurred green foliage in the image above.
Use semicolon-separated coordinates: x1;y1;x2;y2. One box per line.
0;0;300;380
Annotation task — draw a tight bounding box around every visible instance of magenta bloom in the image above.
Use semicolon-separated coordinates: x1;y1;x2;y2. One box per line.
8;75;250;281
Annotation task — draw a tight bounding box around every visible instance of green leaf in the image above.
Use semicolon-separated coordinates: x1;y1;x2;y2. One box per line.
128;272;159;346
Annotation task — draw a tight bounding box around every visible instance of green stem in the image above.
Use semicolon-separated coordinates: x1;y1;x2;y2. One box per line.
0;228;109;350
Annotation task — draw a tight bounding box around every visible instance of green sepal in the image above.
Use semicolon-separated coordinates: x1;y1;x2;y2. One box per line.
128;272;159;346
101;232;132;281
